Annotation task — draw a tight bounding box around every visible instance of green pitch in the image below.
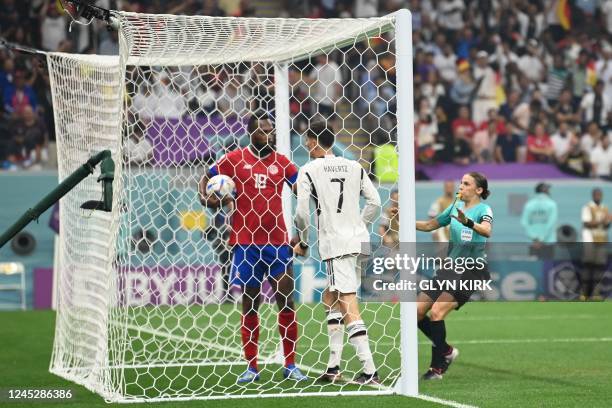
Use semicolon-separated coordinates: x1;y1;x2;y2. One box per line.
1;301;610;407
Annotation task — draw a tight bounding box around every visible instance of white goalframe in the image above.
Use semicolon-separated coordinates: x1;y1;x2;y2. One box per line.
47;7;418;403
393;9;418;397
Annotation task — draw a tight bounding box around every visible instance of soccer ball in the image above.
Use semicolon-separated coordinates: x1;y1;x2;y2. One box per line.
206;175;236;197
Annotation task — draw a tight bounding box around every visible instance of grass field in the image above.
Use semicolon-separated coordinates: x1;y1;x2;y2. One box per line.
1;301;611;407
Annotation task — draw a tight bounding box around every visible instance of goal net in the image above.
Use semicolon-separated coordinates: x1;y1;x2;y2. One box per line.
49;9;416;403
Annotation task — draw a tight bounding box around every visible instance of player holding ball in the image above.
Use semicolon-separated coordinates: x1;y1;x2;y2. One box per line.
199;111;307;383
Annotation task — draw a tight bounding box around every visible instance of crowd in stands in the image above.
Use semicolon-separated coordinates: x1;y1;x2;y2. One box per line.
0;0;610;180
405;0;612;180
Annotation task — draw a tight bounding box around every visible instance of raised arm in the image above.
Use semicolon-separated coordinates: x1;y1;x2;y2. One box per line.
416;218;441;232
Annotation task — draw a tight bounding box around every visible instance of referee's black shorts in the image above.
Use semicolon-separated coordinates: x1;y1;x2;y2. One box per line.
421;265;490;310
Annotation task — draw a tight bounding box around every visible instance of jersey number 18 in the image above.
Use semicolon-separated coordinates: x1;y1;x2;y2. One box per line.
254;173;267;189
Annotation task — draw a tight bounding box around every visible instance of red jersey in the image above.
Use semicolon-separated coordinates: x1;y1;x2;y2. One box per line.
451;118;476;139
210;147;298;245
526;134;553;162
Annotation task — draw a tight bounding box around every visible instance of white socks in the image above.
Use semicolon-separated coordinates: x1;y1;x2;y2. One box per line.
326;310;344;369
347;320;376;375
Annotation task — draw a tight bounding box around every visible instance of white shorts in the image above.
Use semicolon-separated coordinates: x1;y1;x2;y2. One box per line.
325;254;362;294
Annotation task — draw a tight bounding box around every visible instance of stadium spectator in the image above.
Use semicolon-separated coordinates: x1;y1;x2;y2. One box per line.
595;47;612;98
544;54;570;108
579;80;611;129
416;51;437;81
517;3;545;42
434;105;454;163
434;43;458;84
521;182;558;258
2;69;38;117
581;121;603;152
494;122;523;163
478;108;507;135
415;109;437;164
472;51;497;125
450;61;476;107
6;105;47;168
518;39;545;83
554;89;580;126
455;28;477;60
39;0;67;51
551;121;573;163
473;120;498;163
499;90;520;123
452;105;476;144
495;41;519;78
437;0;465;40
589;133;611;179
569;49;591;108
421;71;446;111
558;134;590;177
452;138;473;165
308;53;341;127
526;122;554;163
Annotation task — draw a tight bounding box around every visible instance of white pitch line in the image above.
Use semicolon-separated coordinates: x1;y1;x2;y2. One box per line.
450;314;599;322
449;337;612;345
416;394;479;408
305;337;612;348
119;322;245;357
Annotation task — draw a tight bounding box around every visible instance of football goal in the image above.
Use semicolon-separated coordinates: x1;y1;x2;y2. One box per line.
48;8;417;403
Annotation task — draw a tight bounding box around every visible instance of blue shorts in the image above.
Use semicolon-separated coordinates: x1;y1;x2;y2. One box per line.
230;245;293;288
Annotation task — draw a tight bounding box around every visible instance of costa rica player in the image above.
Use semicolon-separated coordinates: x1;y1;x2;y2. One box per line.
199;111;307;383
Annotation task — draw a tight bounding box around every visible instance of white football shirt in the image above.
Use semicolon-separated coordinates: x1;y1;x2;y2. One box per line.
295;154;381;260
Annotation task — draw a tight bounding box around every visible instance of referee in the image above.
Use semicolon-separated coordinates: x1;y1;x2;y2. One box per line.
415;172;493;380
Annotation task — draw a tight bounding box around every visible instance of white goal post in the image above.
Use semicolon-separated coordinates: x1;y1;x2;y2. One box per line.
48;8;417;403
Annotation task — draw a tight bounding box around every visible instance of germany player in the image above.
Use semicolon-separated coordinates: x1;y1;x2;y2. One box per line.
293;122;382;384
199;111;307;383
415;172;493;380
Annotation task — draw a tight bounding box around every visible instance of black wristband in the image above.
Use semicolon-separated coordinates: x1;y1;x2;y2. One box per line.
464;218;475;229
299;242;309;250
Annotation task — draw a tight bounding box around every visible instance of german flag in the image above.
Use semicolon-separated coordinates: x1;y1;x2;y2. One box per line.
558;0;571;30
